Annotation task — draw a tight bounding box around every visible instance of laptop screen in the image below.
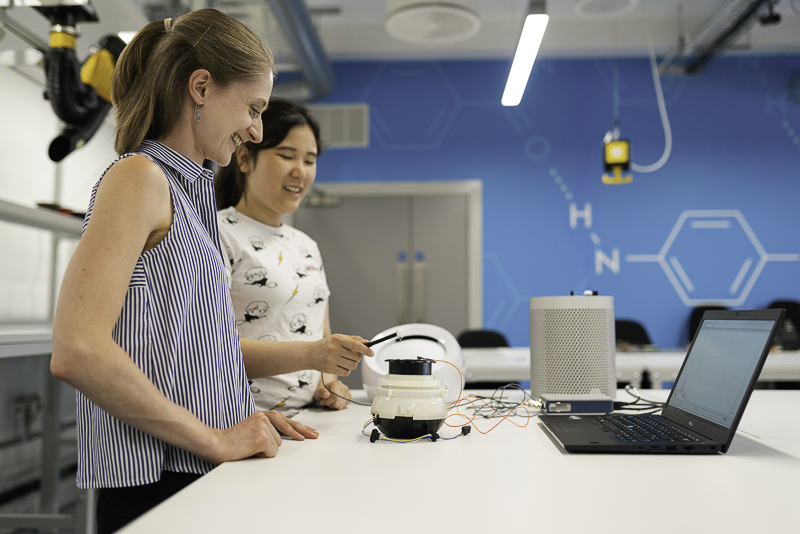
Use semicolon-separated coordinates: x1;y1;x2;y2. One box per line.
667;319;775;429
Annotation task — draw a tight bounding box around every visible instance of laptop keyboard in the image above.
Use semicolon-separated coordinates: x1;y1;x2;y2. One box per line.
592;414;702;443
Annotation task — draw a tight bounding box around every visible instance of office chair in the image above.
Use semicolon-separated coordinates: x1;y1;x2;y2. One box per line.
456;329;509;348
456;329;510;390
688;305;729;344
767;300;800;323
614;319;653;388
615;319;652;346
767;299;800;351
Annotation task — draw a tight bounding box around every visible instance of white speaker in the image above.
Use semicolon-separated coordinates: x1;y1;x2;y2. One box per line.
529;295;616;398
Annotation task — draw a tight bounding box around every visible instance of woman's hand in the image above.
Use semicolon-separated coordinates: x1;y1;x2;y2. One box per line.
241;334;373;379
206;411;282;464
314;374;352;410
263;410;319;441
309;334;373;376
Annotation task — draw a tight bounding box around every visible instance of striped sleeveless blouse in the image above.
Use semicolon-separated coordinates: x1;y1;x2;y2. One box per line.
76;140;256;489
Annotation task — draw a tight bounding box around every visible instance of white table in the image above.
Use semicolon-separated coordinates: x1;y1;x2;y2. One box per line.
121;389;800;534
463;347;800;388
0;323;53;359
0;325;92;533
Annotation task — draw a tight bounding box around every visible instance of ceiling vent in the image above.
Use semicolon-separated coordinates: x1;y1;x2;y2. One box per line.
308;104;370;148
385;3;481;45
575;0;638;19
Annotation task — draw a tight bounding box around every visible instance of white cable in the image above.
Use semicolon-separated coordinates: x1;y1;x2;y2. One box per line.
630;31;673;174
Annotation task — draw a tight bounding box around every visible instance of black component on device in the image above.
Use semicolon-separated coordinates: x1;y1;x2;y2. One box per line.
374;415;444;439
385;357;435;376
370;429;380;443
365;332;397;347
397;335;440;343
33;3;99;26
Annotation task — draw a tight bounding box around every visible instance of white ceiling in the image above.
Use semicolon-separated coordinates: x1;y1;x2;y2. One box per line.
305;0;800;61
1;0;799;78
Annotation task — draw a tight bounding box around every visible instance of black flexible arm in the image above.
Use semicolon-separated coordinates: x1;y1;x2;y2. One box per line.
45;34;125;161
33;3;125;161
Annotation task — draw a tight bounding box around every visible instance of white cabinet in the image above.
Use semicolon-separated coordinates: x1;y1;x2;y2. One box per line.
292;181;482;387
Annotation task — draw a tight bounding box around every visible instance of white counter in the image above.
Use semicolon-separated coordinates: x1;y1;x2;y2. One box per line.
0;323;53;359
463;347;800;388
120;389;800;534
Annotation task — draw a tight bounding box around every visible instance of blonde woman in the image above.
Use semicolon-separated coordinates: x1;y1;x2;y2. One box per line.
50;10;372;532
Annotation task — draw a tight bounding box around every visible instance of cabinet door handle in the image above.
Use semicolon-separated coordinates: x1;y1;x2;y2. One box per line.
396;251;408;324
413;250;425;323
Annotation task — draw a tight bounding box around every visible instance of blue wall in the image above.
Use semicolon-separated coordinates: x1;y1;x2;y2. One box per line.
317;55;800;348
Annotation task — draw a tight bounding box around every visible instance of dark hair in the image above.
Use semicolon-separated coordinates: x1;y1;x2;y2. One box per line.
112;8;274;155
215;98;323;210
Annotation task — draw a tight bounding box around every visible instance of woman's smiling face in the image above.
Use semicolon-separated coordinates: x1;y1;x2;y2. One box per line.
235;124;318;227
199;73;273;167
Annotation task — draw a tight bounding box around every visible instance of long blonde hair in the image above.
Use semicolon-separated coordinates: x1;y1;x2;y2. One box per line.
111;8;275;155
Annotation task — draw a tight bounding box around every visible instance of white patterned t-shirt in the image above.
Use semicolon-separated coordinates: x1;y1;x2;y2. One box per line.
218;206;330;416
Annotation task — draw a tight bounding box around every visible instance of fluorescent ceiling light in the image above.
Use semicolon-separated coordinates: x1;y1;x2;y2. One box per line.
118;31;137;44
502;1;549;107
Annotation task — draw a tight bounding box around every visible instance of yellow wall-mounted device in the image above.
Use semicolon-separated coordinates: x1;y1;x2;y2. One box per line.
602;139;632;184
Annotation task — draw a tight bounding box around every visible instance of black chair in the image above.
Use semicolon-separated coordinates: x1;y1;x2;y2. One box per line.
456;329;509;348
688;305;729;344
614;319;653;388
615;319;652;346
767;300;800;350
767;299;800;324
456;329;511;390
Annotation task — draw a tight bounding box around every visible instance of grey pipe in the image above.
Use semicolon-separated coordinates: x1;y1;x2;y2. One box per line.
0;9;49;52
266;0;335;101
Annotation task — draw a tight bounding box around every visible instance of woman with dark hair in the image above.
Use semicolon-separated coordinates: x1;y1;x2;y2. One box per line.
50;11;372;532
216;98;354;416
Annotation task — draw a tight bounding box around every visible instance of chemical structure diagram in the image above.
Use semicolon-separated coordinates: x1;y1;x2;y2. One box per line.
551;168;799;306
626;210;799;306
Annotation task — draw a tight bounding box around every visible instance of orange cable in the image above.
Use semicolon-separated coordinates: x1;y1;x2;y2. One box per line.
433;358;464;409
433;359;529;434
446;395;530;434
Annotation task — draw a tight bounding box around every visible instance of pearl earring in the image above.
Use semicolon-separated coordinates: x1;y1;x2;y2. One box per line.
195;103;200;122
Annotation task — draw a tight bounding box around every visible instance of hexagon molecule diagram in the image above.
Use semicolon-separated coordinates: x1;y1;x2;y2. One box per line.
625;210;799;306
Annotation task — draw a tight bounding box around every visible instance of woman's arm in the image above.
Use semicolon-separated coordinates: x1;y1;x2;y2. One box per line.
313;304;353;409
240;304;373;377
51;156;280;464
239;335;372;378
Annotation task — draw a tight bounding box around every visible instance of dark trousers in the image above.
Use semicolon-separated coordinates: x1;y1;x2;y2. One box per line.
96;471;202;534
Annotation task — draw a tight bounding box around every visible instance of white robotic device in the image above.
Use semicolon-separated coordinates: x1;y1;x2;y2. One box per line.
362;323;465;404
362;324;466;439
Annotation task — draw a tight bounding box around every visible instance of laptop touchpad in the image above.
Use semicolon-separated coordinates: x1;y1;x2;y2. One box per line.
549;420;586;432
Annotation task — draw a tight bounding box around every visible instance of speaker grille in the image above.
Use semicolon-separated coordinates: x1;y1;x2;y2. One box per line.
530;307;616;398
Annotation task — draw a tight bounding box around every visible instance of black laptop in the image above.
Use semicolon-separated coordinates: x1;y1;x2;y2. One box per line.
539;308;784;454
